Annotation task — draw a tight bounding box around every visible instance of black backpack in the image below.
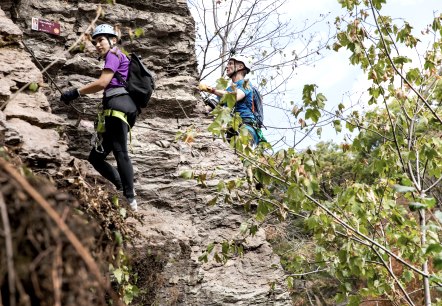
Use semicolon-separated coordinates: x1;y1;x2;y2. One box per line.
116;53;155;109
251;86;264;128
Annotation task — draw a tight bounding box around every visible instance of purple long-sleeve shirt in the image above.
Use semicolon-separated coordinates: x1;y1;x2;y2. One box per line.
103;47;129;91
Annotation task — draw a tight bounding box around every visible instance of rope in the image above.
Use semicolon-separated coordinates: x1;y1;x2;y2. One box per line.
21;40;63;95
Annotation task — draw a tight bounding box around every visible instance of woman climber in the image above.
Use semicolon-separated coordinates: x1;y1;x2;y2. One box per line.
60;24;138;211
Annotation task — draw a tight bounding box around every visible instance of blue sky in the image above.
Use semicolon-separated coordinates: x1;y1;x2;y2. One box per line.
263;0;441;150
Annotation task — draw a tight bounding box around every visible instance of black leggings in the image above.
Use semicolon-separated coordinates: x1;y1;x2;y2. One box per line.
88;115;135;199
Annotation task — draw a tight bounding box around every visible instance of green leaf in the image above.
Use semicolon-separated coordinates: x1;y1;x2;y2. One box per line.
333;120;342;133
433;256;442;270
256;201;270;221
287;276;294;289
239;223;248;235
221;241;229;254
216;77;229;89
338;103;345;111
113;268;123;283
28;82;39;92
432;17;441;32
213;252;222;263
305;108;321;123
134;27;145;38
316;93;327;105
112;195;119;206
348;295;362;306
302;84;317;105
180;170;194;179
406;68;422;85
430;275;442;284
305;159;315;167
123;284;139;304
392;56;411;67
403;270;414;282
409;202;426;211
346;121;355;132
423;197;437;209
207;242;215;253
223;92;236;109
332;42;342;51
217;180;226;192
435;211;442;224
114;231;123;245
207;196;218;206
119;207;127;218
198;253;208;263
426;243;442;255
248;225;258;236
393;184;415;193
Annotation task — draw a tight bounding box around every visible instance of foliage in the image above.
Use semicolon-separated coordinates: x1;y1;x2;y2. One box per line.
188;0;442;304
58;160;142;305
0;148;141;306
109;249;140;304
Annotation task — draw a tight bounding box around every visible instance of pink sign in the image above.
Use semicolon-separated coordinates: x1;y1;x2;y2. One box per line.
31;17;60;35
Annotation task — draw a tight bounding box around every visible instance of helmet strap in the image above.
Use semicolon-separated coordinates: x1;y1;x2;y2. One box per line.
227;69;235;78
228;68;247;79
106;36;113;48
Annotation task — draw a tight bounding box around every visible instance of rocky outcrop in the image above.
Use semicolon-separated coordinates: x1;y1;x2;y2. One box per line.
0;2;290;305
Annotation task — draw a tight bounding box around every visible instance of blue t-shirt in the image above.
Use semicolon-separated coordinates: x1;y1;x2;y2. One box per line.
103;47;129;91
227;79;255;121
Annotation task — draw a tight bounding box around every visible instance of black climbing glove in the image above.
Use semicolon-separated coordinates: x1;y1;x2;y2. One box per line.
60;88;80;104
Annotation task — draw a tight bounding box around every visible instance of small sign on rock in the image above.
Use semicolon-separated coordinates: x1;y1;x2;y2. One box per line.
31;17;60;35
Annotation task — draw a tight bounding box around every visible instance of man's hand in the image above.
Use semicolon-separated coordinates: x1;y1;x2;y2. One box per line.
60;88;80;104
198;83;213;93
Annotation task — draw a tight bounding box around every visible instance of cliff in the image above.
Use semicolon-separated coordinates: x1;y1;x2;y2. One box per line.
0;1;290;305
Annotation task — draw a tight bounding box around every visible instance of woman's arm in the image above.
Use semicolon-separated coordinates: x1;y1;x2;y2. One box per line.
78;69;114;95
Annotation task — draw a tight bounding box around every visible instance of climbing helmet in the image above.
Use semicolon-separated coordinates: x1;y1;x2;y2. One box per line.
92;24;117;39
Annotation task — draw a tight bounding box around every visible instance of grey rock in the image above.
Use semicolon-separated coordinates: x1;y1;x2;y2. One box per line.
0;7;22;46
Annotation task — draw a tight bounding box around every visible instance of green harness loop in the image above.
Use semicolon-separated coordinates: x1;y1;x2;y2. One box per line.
102;109;129;127
94;108;132;153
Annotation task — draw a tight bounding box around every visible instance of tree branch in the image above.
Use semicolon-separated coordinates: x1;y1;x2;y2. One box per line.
369;1;442;125
0;193;16;306
372;247;415;306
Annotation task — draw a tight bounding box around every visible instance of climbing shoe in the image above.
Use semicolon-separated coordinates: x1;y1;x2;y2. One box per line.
127;198;138;211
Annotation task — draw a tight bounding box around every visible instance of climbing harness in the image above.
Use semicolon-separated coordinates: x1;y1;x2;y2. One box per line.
244;119;266;143
93;108;131;153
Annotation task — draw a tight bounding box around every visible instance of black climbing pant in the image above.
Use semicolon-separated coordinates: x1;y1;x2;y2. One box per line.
88;115;135;199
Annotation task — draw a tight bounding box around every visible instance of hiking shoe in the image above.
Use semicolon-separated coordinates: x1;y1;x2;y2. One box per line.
128;198;138;211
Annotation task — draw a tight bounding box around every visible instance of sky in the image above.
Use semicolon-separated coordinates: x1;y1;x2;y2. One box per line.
263;0;441;150
189;0;441;151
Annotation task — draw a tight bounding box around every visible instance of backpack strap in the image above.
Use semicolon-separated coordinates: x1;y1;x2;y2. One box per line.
114;72;128;88
251;89;255;113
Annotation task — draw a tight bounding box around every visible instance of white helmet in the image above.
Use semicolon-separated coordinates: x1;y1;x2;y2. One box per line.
229;54;253;73
92;24;117;39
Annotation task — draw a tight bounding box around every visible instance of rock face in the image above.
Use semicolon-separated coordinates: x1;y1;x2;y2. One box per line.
0;2;290;305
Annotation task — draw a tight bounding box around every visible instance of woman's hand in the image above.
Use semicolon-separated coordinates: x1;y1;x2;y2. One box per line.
60;88;80;104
